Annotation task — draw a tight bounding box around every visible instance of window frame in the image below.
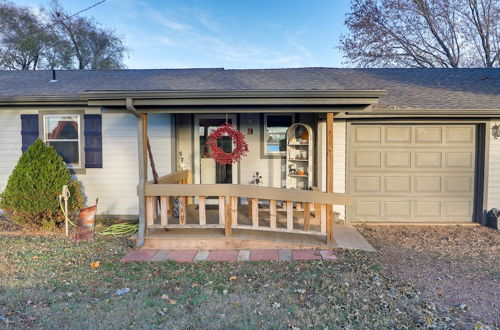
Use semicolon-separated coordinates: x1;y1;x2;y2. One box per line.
263;113;295;156
39;111;85;170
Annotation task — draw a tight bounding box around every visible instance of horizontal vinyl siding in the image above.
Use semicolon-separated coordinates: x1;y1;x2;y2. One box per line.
319;119;346;219
239;113;285;188
0;110;24;197
487;119;500;210
75;112;172;216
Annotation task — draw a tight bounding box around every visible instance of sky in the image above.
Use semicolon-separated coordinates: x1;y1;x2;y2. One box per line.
15;0;351;69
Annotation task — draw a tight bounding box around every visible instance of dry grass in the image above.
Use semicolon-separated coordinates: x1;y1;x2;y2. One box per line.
0;217;495;329
357;224;499;329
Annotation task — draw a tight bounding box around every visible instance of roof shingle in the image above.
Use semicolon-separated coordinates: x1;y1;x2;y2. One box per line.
0;67;499;109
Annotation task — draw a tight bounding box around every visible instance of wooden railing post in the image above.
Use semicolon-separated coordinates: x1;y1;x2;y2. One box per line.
178;196;187;225
251;198;259;227
225;204;232;236
146;196;154;227
198;196;206;225
160;196;169;226
326;204;334;245
286;201;294;230
269;199;277;229
218;196;225;226
231;196;238;226
303;202;311;231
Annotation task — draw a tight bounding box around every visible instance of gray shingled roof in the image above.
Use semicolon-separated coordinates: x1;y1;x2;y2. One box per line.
0;67;499;109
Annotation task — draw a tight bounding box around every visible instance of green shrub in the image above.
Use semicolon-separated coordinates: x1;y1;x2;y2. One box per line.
0;139;84;230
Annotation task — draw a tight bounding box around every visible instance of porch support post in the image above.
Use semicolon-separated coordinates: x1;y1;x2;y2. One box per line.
326;112;335;245
136;113;148;246
128;97;148;247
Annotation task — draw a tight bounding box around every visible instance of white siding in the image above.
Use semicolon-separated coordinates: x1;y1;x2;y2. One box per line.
0;110;172;216
487;120;500;210
239;113;285;188
75;112;173;215
319;119;346;219
0;110;28;195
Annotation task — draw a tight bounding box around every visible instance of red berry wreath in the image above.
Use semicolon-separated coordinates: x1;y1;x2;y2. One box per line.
207;123;248;164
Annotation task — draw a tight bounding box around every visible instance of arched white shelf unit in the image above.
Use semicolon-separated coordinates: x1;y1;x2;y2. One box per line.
286;123;313;190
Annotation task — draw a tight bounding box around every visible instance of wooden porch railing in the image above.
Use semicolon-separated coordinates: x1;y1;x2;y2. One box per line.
144;174;351;245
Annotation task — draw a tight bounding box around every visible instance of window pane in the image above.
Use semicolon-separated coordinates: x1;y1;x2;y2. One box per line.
47;141;79;165
46;116;79;139
266;115;292;152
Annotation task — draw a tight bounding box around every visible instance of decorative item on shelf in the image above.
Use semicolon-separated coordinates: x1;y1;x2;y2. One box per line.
206;123;248;165
251;171;263;186
286;122;313;190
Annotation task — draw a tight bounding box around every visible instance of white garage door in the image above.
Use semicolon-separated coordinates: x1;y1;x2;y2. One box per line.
347;124;476;222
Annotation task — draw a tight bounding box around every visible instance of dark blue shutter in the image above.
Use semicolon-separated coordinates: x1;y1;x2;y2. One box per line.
21;114;39;152
84;114;102;168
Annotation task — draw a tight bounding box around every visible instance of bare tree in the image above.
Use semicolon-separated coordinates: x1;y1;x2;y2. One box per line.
49;1;127;70
0;0;127;70
340;0;500;68
0;3;52;70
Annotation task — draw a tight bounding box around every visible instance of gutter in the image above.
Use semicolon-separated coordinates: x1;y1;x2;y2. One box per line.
126;98;145;247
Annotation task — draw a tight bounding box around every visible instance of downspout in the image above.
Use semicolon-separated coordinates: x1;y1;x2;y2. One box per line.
126;98;146;247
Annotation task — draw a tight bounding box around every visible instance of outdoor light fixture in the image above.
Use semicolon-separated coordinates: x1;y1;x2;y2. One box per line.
492;123;500;139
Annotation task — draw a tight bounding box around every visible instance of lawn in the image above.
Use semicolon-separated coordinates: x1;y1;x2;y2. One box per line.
0;219;497;329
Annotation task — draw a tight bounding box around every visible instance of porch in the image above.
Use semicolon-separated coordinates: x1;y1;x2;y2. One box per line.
122;92;371;248
141;169;352;249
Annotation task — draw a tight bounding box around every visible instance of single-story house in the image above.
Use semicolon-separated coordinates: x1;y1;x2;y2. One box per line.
0;68;498;247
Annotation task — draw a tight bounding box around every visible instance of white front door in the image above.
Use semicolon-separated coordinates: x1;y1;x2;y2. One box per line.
193;114;238;187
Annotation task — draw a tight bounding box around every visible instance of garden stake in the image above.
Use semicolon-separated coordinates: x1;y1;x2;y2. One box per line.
59;185;71;237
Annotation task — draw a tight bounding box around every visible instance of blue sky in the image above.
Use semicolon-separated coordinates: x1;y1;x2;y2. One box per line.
17;0;350;69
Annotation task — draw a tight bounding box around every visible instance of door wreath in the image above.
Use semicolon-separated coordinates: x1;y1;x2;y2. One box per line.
206;123;248;164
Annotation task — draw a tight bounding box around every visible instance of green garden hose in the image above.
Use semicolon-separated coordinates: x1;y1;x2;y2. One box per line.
98;222;138;237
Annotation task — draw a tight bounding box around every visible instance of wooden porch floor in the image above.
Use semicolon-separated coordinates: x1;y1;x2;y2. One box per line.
144;202;330;250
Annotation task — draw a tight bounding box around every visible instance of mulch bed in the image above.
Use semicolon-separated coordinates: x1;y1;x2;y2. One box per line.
357;224;499;328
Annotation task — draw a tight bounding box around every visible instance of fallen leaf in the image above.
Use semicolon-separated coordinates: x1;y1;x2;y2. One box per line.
229;276;238;281
169;299;177;305
90;261;100;270
160;294;169;300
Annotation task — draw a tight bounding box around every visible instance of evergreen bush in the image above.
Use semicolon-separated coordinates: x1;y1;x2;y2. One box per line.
0;139;84;230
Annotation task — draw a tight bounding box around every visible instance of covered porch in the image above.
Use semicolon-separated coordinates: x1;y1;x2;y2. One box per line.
142;169;351;249
85;90;385;248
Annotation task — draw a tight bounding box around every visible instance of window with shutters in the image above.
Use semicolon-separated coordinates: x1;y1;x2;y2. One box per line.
42;114;82;168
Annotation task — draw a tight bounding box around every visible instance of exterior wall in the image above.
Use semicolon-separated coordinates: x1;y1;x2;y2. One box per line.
0;109;34;195
0;109;173;216
318;118;346;219
487;119;500;211
75;111;172;215
239;113;285;188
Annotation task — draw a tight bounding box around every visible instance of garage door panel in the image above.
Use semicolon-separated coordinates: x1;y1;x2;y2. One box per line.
415;152;442;168
384;201;411;217
384;176;411;193
415;126;442;143
445;201;472;218
352;176;381;193
384;152;411;168
415;176;442;193
385;126;412;143
414;201;442;218
353;126;381;144
353;151;381;168
445;177;473;193
351;201;381;218
445;152;473;169
348;124;476;223
445;126;474;145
